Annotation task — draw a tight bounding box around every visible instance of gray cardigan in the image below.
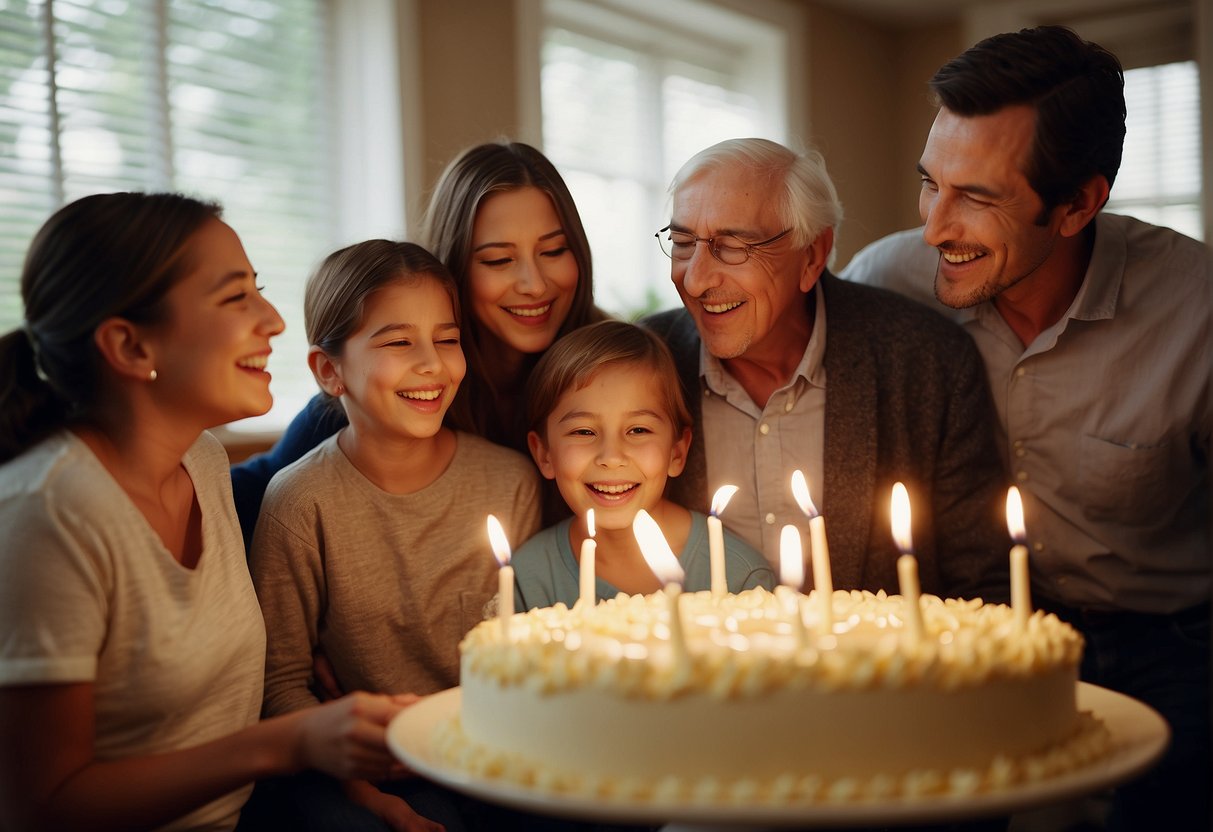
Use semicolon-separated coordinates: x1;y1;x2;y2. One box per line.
644;271;1010;602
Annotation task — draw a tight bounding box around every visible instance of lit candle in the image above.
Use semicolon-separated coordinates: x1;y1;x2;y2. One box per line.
578;508;597;608
633;509;688;667
791;470;832;634
897;553;925;644
708;484;739;597
1006;487;1031;631
891;482;924;641
779;524;808;649
486;514;514;641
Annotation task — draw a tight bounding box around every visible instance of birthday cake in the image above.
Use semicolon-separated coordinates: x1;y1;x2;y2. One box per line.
439;587;1110;804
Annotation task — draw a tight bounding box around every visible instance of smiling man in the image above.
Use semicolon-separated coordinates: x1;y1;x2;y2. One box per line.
643;137;1009;604
844;26;1212;830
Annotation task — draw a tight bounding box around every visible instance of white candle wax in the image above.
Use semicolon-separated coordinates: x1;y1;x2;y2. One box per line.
1011;544;1031;631
486;514;514;641
777;524;808;650
707;485;738;598
809;515;833;634
578;537;597;608
707;513;726;597
578;509;597;609
665;582;688;669
897;553;925;643
1005;487;1032;632
498;563;514;640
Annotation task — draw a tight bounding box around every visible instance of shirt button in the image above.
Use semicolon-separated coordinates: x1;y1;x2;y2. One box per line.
759;423;770;435
1034;542;1045;553
1015;448;1026;458
1013;439;1024;449
784;400;794;413
1015;367;1026;378
764;513;776;525
1016;470;1029;482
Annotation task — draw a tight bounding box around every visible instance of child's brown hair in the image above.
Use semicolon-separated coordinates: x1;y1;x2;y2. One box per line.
525;320;691;439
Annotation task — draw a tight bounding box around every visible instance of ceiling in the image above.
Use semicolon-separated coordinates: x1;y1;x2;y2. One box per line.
808;0;985;26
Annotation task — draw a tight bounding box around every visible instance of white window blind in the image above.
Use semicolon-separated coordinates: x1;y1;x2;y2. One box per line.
1106;60;1203;241
0;0;334;430
540;1;784;318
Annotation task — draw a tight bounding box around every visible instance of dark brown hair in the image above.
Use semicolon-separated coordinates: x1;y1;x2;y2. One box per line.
929;25;1125;219
304;240;460;413
421;140;608;450
0;192;222;464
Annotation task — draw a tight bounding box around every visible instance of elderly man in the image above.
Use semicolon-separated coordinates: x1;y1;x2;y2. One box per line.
644;137;1009;602
844;26;1211;830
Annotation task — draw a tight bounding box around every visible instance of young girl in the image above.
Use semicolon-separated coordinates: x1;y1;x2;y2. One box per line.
0;193;409;832
249;240;541;829
514;320;774;609
232;141;608;543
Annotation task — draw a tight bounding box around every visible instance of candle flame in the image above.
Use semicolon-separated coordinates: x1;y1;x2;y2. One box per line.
633;509;685;585
586;508;595;538
1006;487;1026;543
486;514;512;567
779;525;805;589
790;469;819;518
710;484;739;516
890;482;913;554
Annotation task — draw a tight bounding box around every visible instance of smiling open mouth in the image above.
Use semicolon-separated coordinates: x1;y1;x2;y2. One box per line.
940;249;986;264
505;303;552;318
399;389;442;401
702;300;743;314
588;482;638;497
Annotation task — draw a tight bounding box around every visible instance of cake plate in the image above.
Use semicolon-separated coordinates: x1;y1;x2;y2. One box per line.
386;682;1168;828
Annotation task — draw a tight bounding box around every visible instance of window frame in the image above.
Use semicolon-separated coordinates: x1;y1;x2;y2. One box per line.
514;0;808;318
964;0;1207;242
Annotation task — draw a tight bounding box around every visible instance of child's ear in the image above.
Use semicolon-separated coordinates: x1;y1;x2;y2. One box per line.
667;426;692;477
308;346;344;397
527;430;557;480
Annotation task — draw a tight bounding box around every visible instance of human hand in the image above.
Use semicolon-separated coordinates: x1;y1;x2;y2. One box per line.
350;783;446;832
294;692;405;780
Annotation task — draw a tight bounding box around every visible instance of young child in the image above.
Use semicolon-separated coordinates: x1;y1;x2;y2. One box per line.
249;240;541;830
514;320;774;610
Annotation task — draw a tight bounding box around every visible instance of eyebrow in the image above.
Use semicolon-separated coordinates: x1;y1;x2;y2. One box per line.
209;270;253;293
556;408;665;423
916;162;1001;199
369;321;460;339
668;220;759;239
473;228;566;253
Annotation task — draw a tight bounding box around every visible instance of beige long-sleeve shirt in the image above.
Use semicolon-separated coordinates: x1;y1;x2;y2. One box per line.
251;431;541;715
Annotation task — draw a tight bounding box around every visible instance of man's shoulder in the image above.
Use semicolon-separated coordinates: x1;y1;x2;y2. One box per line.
825;271;968;343
840;228;943;312
1108;213;1210;276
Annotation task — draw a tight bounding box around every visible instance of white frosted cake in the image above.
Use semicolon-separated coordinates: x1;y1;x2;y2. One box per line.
439;587;1109;803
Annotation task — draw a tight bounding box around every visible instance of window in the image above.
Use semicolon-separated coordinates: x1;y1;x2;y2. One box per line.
0;0;402;432
969;0;1206;243
1107;61;1203;241
536;0;797;318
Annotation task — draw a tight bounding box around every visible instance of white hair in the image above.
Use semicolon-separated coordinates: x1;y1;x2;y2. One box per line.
669;138;843;258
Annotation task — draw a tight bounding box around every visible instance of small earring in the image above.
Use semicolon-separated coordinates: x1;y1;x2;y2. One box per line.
333;384;344;396
149;369;158;382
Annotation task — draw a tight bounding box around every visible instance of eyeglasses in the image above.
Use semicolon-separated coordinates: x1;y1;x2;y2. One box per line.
655;226;792;266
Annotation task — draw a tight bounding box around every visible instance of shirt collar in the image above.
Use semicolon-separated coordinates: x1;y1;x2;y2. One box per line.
969;212;1124;332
